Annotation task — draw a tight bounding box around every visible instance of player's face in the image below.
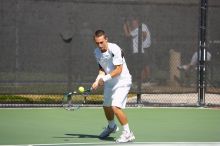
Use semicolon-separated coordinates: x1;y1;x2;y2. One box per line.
94;35;108;52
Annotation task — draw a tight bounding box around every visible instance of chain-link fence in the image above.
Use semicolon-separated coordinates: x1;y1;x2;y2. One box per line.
0;0;220;107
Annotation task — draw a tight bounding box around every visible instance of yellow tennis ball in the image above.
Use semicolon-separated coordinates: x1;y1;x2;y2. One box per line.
78;86;85;93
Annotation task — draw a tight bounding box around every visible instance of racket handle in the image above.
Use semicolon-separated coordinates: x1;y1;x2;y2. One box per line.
66;92;73;96
89;87;93;92
85;87;93;93
82;87;93;94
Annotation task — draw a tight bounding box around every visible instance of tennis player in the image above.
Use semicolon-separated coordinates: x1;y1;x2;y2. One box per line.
91;30;135;143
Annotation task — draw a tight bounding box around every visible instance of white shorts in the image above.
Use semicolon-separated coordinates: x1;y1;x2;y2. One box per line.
103;85;131;109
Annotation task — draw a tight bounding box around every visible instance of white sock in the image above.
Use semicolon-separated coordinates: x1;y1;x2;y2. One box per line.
108;120;116;129
123;123;130;133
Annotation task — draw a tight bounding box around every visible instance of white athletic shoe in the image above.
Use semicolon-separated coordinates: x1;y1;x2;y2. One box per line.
116;130;135;143
99;125;119;139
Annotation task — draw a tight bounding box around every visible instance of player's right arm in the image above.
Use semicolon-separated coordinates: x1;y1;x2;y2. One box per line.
92;65;105;90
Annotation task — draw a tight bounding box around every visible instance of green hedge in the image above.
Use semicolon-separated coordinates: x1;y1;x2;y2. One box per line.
0;95;103;104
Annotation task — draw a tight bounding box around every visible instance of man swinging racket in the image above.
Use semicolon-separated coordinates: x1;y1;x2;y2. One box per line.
91;30;135;143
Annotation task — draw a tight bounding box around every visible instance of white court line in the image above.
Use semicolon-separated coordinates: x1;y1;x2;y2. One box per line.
2;142;220;146
0;106;219;111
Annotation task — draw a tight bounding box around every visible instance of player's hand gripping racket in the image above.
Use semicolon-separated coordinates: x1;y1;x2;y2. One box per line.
62;87;93;111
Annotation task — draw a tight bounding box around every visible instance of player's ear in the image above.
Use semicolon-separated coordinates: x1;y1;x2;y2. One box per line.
105;36;108;41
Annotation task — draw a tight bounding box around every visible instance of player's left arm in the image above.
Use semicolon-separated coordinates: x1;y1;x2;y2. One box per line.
110;65;123;77
92;65;105;89
99;45;124;83
98;64;122;85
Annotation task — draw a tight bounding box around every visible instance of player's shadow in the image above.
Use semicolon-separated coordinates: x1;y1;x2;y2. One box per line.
54;133;115;141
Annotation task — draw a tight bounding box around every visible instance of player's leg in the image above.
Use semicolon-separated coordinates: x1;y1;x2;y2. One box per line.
112;106;128;125
112;106;135;143
111;86;135;143
103;106;117;129
99;89;119;139
103;106;114;121
99;106;119;139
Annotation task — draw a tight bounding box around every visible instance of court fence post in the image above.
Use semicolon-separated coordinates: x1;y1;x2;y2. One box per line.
198;0;208;106
136;20;143;104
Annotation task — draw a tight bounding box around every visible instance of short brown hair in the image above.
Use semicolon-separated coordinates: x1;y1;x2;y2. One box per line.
94;30;107;38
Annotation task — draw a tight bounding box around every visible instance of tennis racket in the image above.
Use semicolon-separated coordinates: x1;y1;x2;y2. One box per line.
62;87;93;111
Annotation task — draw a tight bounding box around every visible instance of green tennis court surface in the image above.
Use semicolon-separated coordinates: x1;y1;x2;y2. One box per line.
0;107;220;145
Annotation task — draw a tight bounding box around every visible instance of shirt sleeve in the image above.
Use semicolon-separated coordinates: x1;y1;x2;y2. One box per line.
111;44;124;65
94;48;100;63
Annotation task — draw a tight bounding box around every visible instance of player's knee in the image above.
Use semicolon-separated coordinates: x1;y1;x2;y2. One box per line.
111;106;121;113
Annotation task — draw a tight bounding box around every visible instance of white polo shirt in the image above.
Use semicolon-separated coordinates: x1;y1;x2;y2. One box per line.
94;42;132;89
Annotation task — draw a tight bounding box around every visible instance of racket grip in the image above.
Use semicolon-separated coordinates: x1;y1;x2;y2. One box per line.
67;92;73;97
64;92;72;96
85;87;93;93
